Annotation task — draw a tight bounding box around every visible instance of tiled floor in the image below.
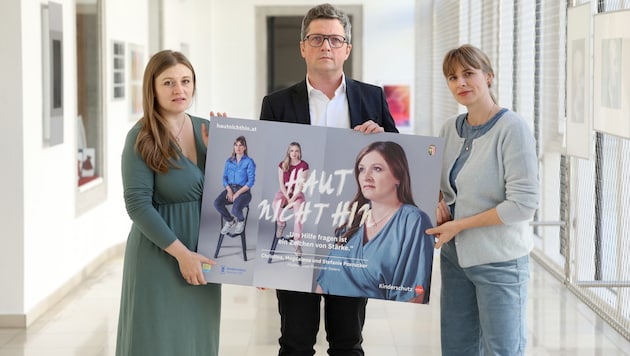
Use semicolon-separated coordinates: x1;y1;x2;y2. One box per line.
0;254;628;355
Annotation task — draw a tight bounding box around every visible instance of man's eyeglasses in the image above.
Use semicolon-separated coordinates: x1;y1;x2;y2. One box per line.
303;34;347;49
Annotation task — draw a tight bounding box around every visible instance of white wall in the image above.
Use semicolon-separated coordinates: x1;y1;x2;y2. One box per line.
0;0;417;325
0;0;25;315
0;0;148;324
21;0;78;317
160;0;215;118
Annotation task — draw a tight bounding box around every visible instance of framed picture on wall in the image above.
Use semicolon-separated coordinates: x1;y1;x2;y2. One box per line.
593;10;630;139
566;4;592;159
41;2;64;147
383;84;413;132
129;44;145;119
112;41;125;99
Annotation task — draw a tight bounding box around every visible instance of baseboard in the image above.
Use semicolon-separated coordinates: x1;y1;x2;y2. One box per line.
0;315;26;328
0;243;125;328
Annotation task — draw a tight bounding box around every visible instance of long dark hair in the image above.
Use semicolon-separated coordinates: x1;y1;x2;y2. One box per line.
135;50;196;173
230;136;248;161
336;141;416;241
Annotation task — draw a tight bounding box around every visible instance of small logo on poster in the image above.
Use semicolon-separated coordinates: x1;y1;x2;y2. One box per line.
428;145;436;156
415;285;424;295
218;265;247;275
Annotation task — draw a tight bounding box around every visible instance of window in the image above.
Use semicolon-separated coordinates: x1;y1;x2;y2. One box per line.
76;0;106;213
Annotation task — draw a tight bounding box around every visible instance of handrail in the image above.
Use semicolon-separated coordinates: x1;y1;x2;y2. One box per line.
530;220;565;226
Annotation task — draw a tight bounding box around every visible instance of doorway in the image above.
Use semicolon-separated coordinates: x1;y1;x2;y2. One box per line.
266;15;354;94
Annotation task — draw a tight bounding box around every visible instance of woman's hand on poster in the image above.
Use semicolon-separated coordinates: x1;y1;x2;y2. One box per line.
177;250;216;286
203;111;227;147
435;199;452;226
354;119;384;134
209;111;227;118
426;219;462;249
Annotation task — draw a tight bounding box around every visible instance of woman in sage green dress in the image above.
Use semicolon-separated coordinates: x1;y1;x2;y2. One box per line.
116;49;223;356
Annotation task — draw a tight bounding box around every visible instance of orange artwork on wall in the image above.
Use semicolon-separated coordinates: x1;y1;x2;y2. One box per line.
384;85;411;128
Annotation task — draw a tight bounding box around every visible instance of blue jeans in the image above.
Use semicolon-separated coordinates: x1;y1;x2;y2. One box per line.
213;186;251;222
440;241;529;356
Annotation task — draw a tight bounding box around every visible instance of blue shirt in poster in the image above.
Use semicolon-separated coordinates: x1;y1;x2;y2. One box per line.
222;155;256;189
316;204;434;303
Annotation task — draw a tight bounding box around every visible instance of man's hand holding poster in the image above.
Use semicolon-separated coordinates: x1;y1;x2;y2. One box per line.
198;117;443;304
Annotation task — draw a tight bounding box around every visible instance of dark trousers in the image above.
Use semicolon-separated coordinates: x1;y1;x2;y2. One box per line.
213;187;251;222
276;289;367;356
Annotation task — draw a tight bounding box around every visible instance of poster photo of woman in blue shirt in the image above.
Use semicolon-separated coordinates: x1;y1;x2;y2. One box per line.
213;135;256;235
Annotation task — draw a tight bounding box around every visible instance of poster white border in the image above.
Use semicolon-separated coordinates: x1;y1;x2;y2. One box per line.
566;4;593;159
593;10;630;139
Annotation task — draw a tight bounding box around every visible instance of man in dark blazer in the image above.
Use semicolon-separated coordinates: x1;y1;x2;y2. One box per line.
261;77;398;132
260;4;397;356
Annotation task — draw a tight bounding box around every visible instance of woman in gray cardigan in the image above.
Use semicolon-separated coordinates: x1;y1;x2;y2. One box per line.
426;44;539;356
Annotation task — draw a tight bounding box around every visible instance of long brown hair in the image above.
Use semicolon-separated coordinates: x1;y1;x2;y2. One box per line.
230;136;248;161
134;50;196;173
337;141;416;241
281;142;302;171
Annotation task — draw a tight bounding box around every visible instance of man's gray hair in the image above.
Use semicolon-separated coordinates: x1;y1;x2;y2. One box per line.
300;3;352;43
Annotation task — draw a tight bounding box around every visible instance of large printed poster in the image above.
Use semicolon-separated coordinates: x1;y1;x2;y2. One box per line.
198;117;444;304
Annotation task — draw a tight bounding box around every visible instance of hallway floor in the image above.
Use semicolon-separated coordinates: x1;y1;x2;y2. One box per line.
0;254;628;355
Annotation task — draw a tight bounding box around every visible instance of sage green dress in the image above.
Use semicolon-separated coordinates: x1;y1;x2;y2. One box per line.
116;115;221;356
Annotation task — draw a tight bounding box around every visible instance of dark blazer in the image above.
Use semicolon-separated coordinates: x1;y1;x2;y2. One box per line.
259;78;399;133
